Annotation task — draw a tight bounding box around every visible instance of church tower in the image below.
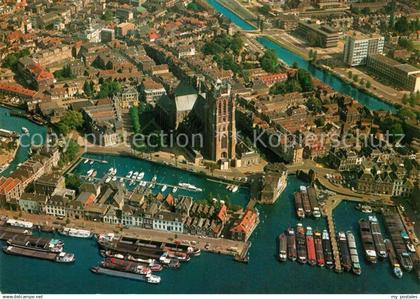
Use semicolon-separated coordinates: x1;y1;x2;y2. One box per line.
204;80;236;165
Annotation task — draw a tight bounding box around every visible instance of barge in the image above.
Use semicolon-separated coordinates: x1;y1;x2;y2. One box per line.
337;232;351;272
306;227;316;266
359;219;377;263
286;227;297;261
3;245;74;263
322;230;334;269
314;231;324;267
278;233;287;262
307;186;321;218
300;187;312;217
346;231;361;275
383;211;413;272
385;239;403;278
90;266;161;284
369;216;387;258
296;223;307;264
294;192;305;219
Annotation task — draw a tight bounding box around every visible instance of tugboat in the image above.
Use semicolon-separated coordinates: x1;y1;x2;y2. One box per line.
286;227;297;261
369;216;387;258
306;227;316;266
359;219;377;263
278;233;287;262
385;239;403;278
338;232;352;272
314;231;324;267
294;192;305;219
296;223;307;264
322;230;334;269
346;231;361;275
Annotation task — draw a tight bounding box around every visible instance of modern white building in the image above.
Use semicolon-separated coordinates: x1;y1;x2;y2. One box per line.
343;32;384;66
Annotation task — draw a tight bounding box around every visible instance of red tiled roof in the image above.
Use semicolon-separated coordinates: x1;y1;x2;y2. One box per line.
217;204;227;222
0;82;37;97
0;177;20;194
231;210;258;234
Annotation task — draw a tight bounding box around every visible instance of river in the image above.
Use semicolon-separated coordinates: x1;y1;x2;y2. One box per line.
0;106;47;176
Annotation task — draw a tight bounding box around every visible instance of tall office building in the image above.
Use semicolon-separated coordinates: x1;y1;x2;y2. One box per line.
343;32;384;66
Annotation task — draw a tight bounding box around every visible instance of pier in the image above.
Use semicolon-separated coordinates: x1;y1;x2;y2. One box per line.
76;173;204;193
326;211;342;273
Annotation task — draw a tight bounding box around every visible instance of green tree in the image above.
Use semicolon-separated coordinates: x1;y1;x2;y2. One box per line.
394;16;410;34
297;68;313;92
97;80;121;98
352;74;359;82
2;49;30;69
102;10;113;22
65;174;82;191
260;49;279;73
347;70;353;79
130;106;141;134
83;81;94;97
398;108;417;121
57;110;84;136
315;116;325;127
365;80;371;88
62;139;80;164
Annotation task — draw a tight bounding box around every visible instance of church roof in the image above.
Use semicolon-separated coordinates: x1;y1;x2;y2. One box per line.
174;81;197;97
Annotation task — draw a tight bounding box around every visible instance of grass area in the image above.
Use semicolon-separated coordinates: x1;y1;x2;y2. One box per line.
264;35;310;61
413;41;420;50
217;0;256;23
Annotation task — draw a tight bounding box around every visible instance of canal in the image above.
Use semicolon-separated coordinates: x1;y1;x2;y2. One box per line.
207;0;397;113
0;106;47;176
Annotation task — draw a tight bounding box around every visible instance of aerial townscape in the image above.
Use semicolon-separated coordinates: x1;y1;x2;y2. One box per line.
0;0;419;296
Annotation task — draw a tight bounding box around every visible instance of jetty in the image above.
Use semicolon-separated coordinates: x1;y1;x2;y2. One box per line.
326;211;342;272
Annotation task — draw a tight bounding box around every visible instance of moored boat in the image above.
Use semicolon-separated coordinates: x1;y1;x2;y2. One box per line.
286;227;297;261
338;232;352;272
294;192;305;219
359;219;377;263
90;266;160;284
300;187;311;217
346;231;361;275
369;215;387;258
322;230;334;269
306;227;316;266
296;223;307;264
314;230;324;267
60;227;92;238
278;233;287;262
385;239;403;278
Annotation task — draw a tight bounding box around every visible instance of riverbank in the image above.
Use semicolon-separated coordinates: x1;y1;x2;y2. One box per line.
0;209;248;257
216;0;257;27
0;141;19;171
263;35;310;61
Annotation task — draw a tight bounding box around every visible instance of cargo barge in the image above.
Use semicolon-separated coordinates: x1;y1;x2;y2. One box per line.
322;230;334;269
369;216;387;258
296;223;307;264
278;233;287;262
286;228;297;261
306;227;316;266
383;211;413;272
90;266;161;284
359;219;377;263
7;237;63;253
300;187;312;217
385;239;403;278
307;186;321;218
346;231;361;275
314;231;324;267
3;245;75;263
337;232;351;272
101;250;163;272
294;192;305;219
